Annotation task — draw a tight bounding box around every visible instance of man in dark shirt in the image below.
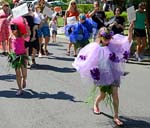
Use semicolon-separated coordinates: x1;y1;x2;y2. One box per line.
89;1;106;41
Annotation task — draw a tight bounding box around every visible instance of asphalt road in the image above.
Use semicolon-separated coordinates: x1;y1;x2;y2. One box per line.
0;36;150;128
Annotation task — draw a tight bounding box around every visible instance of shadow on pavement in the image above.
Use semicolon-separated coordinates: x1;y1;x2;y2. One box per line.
31;64;76;72
100;112;150;128
0;89;83;103
48;56;74;61
0;74;16;82
48;43;64;47
120;116;150;128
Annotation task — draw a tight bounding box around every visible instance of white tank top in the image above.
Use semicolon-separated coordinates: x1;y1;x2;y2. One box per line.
33;12;43;24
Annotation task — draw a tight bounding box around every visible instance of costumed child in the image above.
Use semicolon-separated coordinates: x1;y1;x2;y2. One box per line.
72;21;134;126
65;13;97;56
8;16;29;96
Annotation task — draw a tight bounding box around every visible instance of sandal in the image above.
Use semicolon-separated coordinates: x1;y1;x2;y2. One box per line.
45;50;50;56
93;107;101;115
114;118;124;126
73;54;77;57
66;51;70;56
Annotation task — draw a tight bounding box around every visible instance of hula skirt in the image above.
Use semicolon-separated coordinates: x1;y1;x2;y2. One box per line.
8;52;29;69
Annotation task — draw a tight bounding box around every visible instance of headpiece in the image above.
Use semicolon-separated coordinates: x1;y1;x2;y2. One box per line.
99;28;114;39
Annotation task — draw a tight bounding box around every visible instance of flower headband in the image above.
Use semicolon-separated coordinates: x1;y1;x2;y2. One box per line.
99;28;114;39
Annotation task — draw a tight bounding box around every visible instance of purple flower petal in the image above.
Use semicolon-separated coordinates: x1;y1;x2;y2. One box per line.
123;51;129;60
90;67;100;80
79;55;86;60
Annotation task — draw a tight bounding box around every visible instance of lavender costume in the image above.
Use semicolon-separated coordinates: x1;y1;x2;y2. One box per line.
72;34;132;86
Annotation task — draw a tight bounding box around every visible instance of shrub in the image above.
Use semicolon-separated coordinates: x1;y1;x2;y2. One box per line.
77;4;93;13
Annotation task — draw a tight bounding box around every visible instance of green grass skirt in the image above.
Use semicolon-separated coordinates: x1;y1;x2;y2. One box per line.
8;52;29;69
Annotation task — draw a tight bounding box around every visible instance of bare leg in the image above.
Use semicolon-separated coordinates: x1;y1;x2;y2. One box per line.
31;48;36;64
54;34;56;42
44;36;50;55
21;65;27;89
67;42;72;55
136;37;142;56
15;68;23;95
93;90;106;113
140;37;146;54
73;44;77;56
31;25;38;41
38;37;43;57
112;86;123;126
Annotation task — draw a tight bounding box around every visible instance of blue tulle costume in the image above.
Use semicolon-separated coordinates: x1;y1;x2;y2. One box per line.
65;18;97;48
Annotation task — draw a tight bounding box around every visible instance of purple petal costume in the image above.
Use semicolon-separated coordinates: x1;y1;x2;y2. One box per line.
72;34;132;86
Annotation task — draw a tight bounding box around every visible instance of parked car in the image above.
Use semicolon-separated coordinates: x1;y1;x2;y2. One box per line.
48;1;67;7
48;1;67;17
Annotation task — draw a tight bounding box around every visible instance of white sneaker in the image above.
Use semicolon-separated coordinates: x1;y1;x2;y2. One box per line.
134;52;139;59
38;53;42;58
137;57;143;62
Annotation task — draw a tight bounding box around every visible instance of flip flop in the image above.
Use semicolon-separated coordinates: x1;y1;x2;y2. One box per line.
93;107;101;115
66;51;70;56
114;118;124;126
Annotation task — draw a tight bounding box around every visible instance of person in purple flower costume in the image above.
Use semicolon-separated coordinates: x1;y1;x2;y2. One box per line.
72;21;134;126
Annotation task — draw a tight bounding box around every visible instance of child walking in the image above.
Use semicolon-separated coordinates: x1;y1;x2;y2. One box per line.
8;17;29;96
49;16;58;43
72;22;134;126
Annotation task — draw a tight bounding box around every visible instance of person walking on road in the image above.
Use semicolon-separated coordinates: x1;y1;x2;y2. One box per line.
134;2;147;62
64;0;79;57
72;21;134;126
0;2;12;55
8;17;30;96
36;0;51;57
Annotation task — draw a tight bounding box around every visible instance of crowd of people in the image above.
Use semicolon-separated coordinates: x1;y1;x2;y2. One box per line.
0;0;148;127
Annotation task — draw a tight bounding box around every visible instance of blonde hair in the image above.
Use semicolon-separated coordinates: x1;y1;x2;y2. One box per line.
67;0;78;12
1;1;9;7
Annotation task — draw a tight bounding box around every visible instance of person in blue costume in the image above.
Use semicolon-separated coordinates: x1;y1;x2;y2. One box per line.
72;21;134;126
65;13;97;55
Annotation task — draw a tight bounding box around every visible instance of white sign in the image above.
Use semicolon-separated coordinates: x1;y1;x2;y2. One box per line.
67;16;77;25
127;6;136;22
12;3;29;18
43;6;54;18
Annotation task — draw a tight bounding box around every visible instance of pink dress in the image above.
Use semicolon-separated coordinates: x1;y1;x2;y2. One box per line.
11;36;26;55
0;11;10;42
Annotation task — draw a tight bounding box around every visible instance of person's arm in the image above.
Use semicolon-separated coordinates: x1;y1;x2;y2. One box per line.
128;21;134;43
49;21;52;27
64;10;69;26
8;35;12;53
88;9;97;17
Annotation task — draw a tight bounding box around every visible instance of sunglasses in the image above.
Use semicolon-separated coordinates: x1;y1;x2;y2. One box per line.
71;3;76;5
10;24;18;31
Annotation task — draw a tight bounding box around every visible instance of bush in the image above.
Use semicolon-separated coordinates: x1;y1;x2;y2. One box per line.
77;4;93;13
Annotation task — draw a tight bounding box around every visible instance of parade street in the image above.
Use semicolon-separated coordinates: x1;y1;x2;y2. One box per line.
0;36;150;128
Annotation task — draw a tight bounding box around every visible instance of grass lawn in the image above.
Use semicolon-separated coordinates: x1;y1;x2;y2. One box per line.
57;16;64;27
